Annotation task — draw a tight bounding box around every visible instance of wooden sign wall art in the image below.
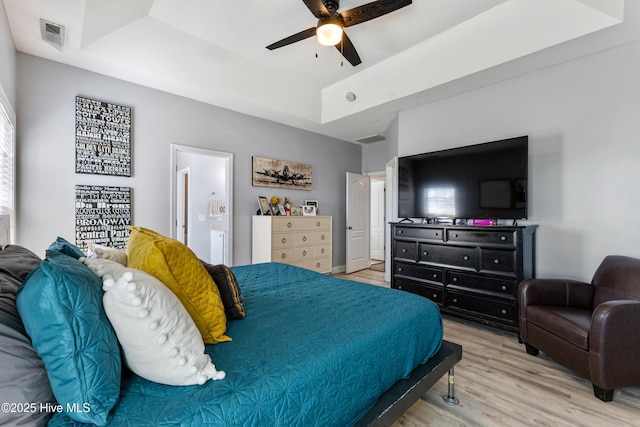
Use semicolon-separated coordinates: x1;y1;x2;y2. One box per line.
75;96;132;176
252;156;312;190
75;185;131;250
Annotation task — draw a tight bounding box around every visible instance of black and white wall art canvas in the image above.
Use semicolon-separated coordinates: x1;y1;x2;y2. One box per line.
252;156;312;190
75;96;132;176
75;185;131;250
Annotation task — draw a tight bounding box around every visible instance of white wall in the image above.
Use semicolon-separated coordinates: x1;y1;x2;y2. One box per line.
14;54;361;266
398;38;640;281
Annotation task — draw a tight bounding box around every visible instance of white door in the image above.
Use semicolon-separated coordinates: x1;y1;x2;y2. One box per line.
370;178;385;261
345;172;371;274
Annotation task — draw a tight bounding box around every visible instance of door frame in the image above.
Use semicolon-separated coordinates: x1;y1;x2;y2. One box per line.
170;144;234;265
176;167;190;244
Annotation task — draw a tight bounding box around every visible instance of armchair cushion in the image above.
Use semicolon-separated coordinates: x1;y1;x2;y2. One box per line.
525;306;591;350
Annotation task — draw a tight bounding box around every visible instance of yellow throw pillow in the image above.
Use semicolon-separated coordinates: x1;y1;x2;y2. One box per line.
126;226;230;344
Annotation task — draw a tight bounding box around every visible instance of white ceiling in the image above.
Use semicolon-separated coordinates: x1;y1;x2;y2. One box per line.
3;0;636;143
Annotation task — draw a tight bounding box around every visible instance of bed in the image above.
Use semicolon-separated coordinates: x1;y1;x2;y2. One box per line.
27;260;461;426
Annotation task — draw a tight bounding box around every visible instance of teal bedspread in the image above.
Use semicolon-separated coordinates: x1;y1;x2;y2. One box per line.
48;262;443;426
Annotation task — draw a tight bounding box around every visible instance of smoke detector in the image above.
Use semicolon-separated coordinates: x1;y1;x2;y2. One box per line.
40;19;65;52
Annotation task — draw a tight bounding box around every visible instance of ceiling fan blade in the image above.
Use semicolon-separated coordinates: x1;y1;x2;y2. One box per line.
340;0;412;27
335;32;362;66
266;27;317;50
302;0;329;18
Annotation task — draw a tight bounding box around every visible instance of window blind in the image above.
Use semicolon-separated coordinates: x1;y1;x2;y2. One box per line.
0;84;15;245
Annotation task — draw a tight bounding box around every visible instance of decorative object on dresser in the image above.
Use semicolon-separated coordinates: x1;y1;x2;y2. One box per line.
252;215;332;274
252;156;312;190
391;223;537;332
257;196;272;215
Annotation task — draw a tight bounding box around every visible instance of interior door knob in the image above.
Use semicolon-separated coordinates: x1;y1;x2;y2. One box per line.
345;226;353;230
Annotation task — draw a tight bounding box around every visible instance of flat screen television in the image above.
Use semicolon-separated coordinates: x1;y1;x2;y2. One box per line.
398;136;528;221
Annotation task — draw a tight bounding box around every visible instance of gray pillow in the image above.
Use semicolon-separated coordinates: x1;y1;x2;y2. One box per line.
0;245;56;427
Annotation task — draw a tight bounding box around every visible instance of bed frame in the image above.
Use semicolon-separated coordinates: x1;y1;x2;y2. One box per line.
355;340;463;426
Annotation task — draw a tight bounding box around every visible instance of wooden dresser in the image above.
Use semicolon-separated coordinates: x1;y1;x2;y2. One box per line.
391;222;536;332
252;215;332;274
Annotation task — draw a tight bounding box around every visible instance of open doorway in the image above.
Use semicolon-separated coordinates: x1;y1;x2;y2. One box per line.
170;145;234;265
369;173;386;273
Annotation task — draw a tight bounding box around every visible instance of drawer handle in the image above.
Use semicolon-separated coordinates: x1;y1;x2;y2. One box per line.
316;262;321;268
452;298;458;303
434;232;439;237
501;285;507;291
321;235;326;240
452;277;458;282
402;248;407;253
303;236;307;242
423;251;428;256
321;248;325;254
398;230;404;234
433;274;438;279
281;238;287;244
317;221;321;227
287;222;292;228
398;285;403;290
398;267;403;272
303;250;307;256
501;309;507;315
281;253;286;259
494;259;500;264
433;294;438;299
500;235;507;241
454;233;458;238
463;255;470;261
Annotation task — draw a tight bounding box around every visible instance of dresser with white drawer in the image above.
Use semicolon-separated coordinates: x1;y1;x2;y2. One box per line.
252;215;332;274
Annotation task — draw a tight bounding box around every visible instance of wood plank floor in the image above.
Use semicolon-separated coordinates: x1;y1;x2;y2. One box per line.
335;267;640;427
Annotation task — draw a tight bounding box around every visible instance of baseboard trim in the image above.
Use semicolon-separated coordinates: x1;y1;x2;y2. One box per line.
332;265;346;274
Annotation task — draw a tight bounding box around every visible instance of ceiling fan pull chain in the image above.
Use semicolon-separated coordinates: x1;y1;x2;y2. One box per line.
340;39;344;67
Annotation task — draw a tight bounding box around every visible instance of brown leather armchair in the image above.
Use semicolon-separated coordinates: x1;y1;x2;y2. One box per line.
518;255;640;401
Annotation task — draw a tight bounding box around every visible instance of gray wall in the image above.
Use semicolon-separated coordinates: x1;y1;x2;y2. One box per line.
14;53;361;266
398;38;640;281
0;3;16;104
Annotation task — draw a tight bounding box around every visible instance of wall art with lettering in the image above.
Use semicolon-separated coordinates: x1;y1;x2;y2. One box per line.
75;185;131;250
75;96;132;176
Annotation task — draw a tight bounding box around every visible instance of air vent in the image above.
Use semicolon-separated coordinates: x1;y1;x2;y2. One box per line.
39;19;65;52
355;134;386;144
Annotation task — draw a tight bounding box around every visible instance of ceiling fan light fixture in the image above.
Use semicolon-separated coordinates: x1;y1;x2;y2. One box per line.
317;19;343;46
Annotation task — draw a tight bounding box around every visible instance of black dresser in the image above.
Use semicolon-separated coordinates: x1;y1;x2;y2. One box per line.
390;223;537;332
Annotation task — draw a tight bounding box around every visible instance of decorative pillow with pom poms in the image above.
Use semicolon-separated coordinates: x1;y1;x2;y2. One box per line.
87;243;128;266
82;257;225;386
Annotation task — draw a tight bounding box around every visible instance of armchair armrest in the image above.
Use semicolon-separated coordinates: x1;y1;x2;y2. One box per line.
589;300;640;389
518;278;594;309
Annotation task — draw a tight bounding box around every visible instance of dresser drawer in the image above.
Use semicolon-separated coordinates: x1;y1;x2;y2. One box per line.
395;227;444;241
304;257;331;273
314;244;330;258
446;229;515;247
272;233;293;249
447;271;518;296
481;249;516;274
394;262;443;285
294;231;329;246
304;217;331;230
272;248;296;263
419;243;476;270
394;241;417;262
272;218;304;232
394;278;443;305
445;290;516;322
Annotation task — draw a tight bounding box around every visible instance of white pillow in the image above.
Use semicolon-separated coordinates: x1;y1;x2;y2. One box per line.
81;257;225;386
87;243;128;266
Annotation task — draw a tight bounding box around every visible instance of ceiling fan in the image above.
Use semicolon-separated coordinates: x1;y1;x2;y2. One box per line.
266;0;412;67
